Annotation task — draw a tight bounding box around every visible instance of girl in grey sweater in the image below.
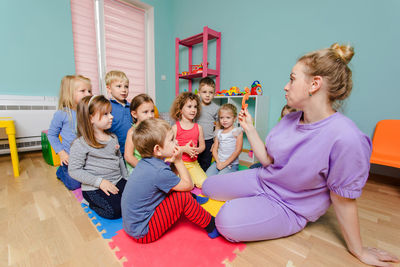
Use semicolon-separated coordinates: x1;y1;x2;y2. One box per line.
69;95;127;219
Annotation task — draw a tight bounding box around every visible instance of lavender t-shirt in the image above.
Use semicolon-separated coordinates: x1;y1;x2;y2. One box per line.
258;111;372;222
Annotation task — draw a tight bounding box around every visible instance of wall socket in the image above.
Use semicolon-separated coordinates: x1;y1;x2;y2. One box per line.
161;75;166;80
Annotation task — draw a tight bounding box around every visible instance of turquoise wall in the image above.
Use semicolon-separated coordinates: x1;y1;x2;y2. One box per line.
1;0;399;138
140;0;174;112
0;0;75;96
158;0;400;137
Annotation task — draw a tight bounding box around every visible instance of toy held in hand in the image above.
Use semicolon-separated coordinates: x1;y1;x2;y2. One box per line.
242;87;250;110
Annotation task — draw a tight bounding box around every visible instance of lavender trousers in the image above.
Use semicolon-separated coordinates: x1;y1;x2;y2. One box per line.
202;168;307;242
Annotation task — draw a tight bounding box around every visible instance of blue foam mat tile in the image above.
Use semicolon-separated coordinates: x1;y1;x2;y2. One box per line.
80;203;123;239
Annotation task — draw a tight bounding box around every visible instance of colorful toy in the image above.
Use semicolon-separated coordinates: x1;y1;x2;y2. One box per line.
181;71;189;76
242;87;250;110
41;130;61;166
215;89;229;96
215;86;242;96
250;80;263;95
190;62;209;74
227;86;241;96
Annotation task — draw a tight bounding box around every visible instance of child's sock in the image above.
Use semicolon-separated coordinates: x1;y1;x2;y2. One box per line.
204;217;220;239
207;228;220;239
191;193;209;204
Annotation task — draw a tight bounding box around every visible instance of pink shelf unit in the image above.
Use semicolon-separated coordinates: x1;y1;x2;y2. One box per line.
175;26;221;96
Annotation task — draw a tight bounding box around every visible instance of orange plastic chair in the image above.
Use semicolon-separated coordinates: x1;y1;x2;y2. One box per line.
370;120;400;169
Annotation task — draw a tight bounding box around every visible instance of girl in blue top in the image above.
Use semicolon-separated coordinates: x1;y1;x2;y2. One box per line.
48;75;92;190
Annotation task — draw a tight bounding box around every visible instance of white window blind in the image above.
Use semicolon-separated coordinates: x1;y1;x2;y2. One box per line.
70;0;100;95
103;0;146;100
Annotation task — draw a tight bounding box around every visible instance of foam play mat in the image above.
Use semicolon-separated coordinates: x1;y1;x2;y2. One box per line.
109;218;245;267
72;188;123;239
71;186;246;266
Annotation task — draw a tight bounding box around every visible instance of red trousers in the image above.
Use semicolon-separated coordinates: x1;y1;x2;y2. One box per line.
135;191;211;243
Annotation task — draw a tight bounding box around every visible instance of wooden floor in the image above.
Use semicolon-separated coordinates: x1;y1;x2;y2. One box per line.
1;152;399;267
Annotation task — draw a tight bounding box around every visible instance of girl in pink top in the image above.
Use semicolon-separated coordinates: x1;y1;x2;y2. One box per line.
170;92;207;188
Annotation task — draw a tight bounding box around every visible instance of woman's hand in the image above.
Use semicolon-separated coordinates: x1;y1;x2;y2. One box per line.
356;247;399;267
99;180;119;196
238;108;254;131
58;150;69;166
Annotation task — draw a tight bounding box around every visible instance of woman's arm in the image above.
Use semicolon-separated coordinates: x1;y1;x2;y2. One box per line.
124;128;140;167
218;131;243;170
330;191;399;266
238;109;272;166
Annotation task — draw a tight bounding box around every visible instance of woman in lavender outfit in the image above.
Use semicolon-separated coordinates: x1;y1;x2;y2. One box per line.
202;43;399;266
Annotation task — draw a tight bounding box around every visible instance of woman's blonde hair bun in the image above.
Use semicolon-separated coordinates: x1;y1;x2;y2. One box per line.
330;43;354;64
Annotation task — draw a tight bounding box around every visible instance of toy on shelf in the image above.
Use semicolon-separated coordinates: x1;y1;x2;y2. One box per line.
190;62;209;74
215;86;242;96
227;86;240;96
214;81;262;97
242;87;250;110
181;71;189;76
250;80;263;95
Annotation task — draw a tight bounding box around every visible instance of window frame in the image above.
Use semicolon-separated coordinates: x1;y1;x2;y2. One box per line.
94;0;155;99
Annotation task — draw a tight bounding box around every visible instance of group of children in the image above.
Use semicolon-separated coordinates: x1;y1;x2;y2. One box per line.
48;72;244;243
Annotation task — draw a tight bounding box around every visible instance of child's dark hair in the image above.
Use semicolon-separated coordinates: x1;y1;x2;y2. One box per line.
76;95;112;148
199;77;215;90
133;118;171;158
217;103;237;129
130;93;154;123
170;92;201;121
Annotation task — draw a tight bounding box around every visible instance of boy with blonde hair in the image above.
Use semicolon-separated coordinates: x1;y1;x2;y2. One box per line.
196;77;219;172
106;70;132;155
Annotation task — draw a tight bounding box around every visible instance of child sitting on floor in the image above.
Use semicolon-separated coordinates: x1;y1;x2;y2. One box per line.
170;92;207;188
206;104;243;175
48;75;92;190
121;118;218;243
69;95;127;219
124;94;155;175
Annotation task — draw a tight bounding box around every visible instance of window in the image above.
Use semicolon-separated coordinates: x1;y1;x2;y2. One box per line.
70;0;155;100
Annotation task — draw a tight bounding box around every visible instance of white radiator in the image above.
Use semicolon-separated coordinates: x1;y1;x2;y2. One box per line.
0;95;58;155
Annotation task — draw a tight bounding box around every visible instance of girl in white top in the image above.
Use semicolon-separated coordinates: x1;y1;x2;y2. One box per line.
206;104;243;176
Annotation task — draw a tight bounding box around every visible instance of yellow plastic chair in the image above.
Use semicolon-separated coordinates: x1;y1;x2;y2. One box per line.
0;117;19;177
370;120;400;169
